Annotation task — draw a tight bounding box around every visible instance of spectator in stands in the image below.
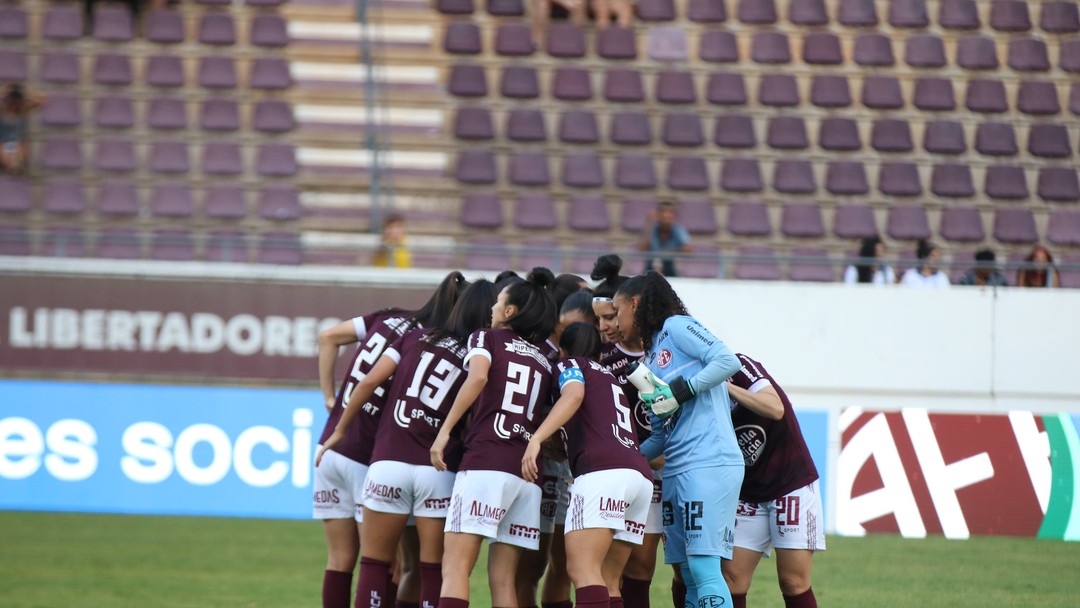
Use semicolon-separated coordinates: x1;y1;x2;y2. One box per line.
532;0;587;46
84;0;169;35
957;249;1008;288
372;214;411;268
0;84;45;175
1016;244;1061;288
842;236;895;285
592;0;635;29
900;240;950;288
639;200;691;277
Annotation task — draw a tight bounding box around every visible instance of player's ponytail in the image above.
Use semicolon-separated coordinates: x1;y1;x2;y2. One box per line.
426;279;498;349
559;321;602;361
590;254;628;299
616;271;688;353
410;270;469;332
504;267;558;344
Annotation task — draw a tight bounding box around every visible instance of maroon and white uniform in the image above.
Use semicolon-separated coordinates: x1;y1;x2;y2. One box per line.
729;353;825;555
363;329;470;517
445;328;554;549
538;336;571;534
556;357;653;544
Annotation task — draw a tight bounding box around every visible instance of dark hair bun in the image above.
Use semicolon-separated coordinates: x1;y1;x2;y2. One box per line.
526;267;556;289
590;254;624;282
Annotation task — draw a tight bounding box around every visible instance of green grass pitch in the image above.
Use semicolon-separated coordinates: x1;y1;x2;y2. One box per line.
1;511;1077;607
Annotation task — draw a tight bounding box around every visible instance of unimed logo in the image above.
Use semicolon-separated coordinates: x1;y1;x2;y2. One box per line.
508;523;540;540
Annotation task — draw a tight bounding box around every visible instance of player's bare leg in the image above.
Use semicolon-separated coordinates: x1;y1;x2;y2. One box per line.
600;539;633;605
621;532;660;608
722;547;764;608
397;525;421;606
439;531;483;606
515;531;551;607
489;541;526;607
414;516;446;608
356;508;408;608
322;518;360;608
775;548;816;607
565;528;617;607
540;525;572;608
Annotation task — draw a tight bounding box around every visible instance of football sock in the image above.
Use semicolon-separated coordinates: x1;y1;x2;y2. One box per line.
677;563;697;608
437;599;469;608
541;601;573;608
620;576;650;608
395;603;418;608
686;556;731;608
732;593;747;608
609;597;624;608
354;558;390;608
323;569;353;608
783;588;817;608
575;585;610;608
418;562;441;608
671;577;687;608
386;580;398;606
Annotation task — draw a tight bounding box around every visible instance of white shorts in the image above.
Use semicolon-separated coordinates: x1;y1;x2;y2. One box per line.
539;458;572;534
445;469;542;550
565;468;653;545
644;471;663;535
734;480;826;558
313;447;367;522
363;460;456;518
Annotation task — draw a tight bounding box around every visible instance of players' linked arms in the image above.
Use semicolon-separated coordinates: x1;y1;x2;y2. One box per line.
317;319;364;404
333;354;399;438
727;383;784;421
431;356;489;471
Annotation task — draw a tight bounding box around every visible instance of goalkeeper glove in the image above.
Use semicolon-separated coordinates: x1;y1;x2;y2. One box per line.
627;362;696;418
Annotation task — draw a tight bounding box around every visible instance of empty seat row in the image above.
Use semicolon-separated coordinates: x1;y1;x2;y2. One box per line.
37;138;296;176
37;95;293;133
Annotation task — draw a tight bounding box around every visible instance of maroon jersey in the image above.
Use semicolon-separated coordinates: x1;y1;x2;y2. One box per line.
319;312;414;464
370;328;469;471
458;328;554;478
555;356;652;480
729;353;819;503
600;343;649;444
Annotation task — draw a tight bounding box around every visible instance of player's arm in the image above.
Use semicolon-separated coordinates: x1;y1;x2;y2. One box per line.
671;320;740;396
315;353;398;466
523;378;584;482
727;383;784;421
431;355;489;471
639;410;666;461
317;319;364;410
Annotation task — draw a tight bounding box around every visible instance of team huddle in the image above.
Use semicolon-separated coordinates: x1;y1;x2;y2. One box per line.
313;256;824;608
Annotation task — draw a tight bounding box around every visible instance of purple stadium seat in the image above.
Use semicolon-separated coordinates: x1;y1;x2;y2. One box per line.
646;26;688;61
41;136;83;171
448;64;487;98
1062;254;1080;289
789;0;828;24
662;113;705;147
789;248;835;282
738;0;777;24
1038;168;1080;201
251;58;292;90
258;187;300;221
500;66;539;99
966;79;1008;113
1071;83;1080;112
956;36;999;70
0;52;25;84
1008;38;1050;71
199;12;235;45
43;180;86;214
205;231;249;263
94;96;134;129
506;108;546;142
637;0;675;21
862;76;903;109
494;23;533;56
707;72;747;105
251;14;288;48
766;116;808;150
198;57;237;89
614;155;657;189
667;157;710;191
887;206;931;240
678;244;721;279
905;35;946;68
42;228;87;258
487;0;525;15
931;164;975;197
993;208;1038;244
96;229;141;259
146;9;184;43
720;158;763;192
610;112;652;145
521;237;561;271
677;199;717;235
714;114;756;148
152;183;194;217
853;34;894;66
96;181;139;215
559;111;599;144
913;78;956;111
939;0;979;29
258;232;302;265
688;0;726;22
655;71;697;104
149;141;190;174
727;200;771;236
604;69;645;102
826;161;869;195
147;55;185;87
148;96;187;130
95;139;136;172
699;31;738;62
1028;124;1072;158
461;192;502;228
1048;211;1080;246
735;246;780;281
833;204;877;239
0;5;28;39
204;185;247;219
990;0;1031;31
751;32;791;64
620;197;657;233
202;142;244;176
759;74;799;106
552;68;592;101
984;165;1029;199
41;94;81;128
253;100;295;134
871;119;914;152
561;153;604;188
0;175;30;212
437;0;474;14
509;151;550;186
888;0;929;27
444;22;480;54
1017;81;1060;115
568;196;611;232
256;144;298;177
1041;2;1080;33
878;162;923;196
940;207;985;243
974;122;1018;156
514;194;556;229
546;23;585;58
94;4;133;42
41;52;80;84
597;27;637;60
43;5;82;41
774;161;817;194
453;108;493;140
816;121;860;155
804;33;842;65
838;0;877;26
455;149;495;184
924;120;967;154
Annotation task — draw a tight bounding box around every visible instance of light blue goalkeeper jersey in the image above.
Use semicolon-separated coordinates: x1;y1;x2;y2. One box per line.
638;315;743;475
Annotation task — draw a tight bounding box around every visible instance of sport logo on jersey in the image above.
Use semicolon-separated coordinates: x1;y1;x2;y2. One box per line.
656;349;673;368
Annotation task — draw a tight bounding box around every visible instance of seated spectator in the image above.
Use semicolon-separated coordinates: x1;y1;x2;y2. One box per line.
639;200;691;277
592;0;634;29
533;0;587;44
1016;244;1060;288
0;84;45;175
957;249;1007;287
371;214;411;268
900;240;950;288
843;236;895;285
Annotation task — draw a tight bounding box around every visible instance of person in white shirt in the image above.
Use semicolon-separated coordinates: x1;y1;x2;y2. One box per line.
900;240;950;288
843;236;896;285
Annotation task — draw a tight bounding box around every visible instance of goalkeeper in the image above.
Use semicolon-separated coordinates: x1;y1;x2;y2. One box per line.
611;271;744;608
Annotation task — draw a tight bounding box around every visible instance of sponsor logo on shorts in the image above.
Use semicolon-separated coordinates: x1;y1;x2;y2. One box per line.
736;501;760;517
735;424;767;466
662;501;675;526
656;349;673;368
599;497;629;520
652;480;662;504
508;523;540;540
469;500;506;526
625;520;645;536
313;489;340;505
423;497;451;510
540;502;557;518
364;480;402;503
541;475;559;500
